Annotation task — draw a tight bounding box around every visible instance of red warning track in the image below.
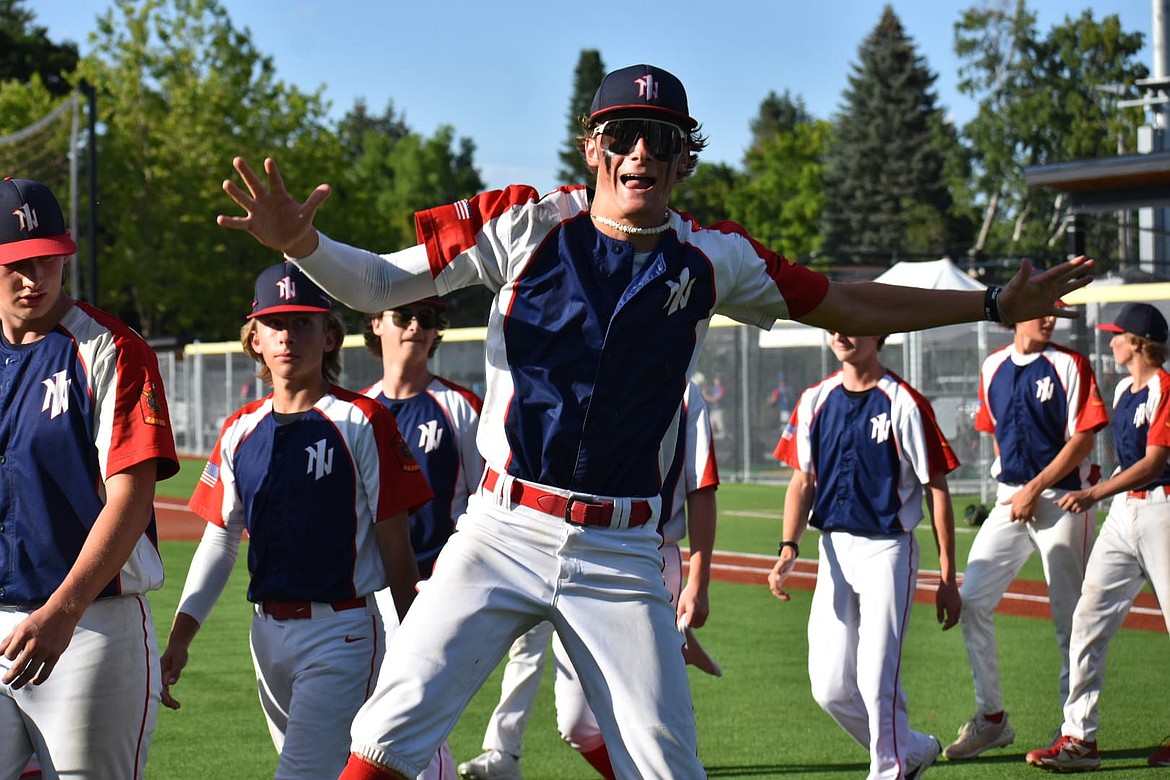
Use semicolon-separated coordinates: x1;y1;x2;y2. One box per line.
154;501;1166;634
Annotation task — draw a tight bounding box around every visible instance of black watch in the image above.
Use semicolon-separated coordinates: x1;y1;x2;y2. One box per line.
778;540;800;558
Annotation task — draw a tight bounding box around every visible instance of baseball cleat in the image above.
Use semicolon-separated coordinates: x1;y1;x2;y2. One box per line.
1149;739;1170;767
944;712;1016;760
457;750;521;780
1025;735;1100;771
906;736;941;779
681;626;723;677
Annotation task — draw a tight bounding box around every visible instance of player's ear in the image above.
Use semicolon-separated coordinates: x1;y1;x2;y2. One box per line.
584;135;603;169
370;312;387;337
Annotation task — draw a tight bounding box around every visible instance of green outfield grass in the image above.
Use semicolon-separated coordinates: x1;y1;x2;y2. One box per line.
144;480;1166;778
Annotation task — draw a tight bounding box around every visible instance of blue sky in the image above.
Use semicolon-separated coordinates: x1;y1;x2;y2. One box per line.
35;0;1156;194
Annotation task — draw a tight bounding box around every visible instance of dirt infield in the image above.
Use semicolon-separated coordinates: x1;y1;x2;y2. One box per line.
155;501;1166;634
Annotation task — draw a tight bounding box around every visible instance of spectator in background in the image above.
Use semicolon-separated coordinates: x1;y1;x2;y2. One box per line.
703;374;726;440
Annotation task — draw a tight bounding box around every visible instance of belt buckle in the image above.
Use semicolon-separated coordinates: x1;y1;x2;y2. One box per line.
564;496;602;526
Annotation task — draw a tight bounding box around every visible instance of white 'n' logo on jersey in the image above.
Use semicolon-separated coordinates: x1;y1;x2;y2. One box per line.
870;412;892;444
305;438;334;480
40;370;71;419
417;419;444;454
1035;376;1055;403
1134;401;1152;428
664;268;695;315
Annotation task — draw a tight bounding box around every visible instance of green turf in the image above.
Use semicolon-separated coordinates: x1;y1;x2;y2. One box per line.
159;457;206;500
144;480;1160;778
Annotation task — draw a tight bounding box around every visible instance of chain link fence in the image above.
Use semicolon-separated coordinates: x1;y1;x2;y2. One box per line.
157;298;1163;500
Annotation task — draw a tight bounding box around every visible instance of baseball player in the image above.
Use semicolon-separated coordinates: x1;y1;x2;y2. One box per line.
0;177;180;779
768;332;961;780
362;296;481;780
944;311;1108;760
215;63;1092;780
159;262;432;780
458;380;720;780
361;297;484;579
1026;303;1170;771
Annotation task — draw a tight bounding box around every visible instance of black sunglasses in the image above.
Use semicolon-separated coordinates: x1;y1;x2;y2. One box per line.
593;119;685;161
389;309;439;329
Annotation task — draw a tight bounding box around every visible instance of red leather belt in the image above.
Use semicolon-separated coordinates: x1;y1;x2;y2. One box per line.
259;597;367;620
1129;490;1148;499
482;468;653;528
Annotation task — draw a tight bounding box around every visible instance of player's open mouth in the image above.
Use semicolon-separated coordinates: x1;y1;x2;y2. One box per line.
620;174;655;190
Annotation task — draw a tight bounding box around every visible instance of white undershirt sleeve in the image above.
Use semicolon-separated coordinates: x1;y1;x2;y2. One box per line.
290;233;439;313
175;522;243;625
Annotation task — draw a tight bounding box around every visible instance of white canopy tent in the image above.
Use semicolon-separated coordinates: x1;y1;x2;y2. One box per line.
873;259;988;390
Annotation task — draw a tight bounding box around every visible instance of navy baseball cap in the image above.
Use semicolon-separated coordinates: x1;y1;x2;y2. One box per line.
403;296;449;311
1097;302;1169;344
589;64;698;130
0;177;78;265
248;262;332;319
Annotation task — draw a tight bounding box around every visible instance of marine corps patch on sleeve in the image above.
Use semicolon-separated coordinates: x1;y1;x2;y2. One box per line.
139;381;169;427
394;431;421;472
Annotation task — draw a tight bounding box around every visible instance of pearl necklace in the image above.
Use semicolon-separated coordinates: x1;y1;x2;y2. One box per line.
591;212;672;236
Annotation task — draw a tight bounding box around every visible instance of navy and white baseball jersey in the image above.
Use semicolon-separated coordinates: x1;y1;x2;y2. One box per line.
976;343;1107;489
775;370;959;534
331;185;828;499
363;376;483;576
0;301;179;605
188;387;432;602
1110;369;1170;485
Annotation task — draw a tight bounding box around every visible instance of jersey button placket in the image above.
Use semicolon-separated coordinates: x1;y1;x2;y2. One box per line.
838;401;858;507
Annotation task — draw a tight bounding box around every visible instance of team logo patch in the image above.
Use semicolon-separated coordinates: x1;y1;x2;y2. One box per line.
395;433;421;472
199;461;220;488
139;381;169;427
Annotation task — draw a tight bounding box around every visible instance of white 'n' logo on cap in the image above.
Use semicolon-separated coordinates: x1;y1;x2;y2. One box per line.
13;203;38;233
636;74;659;101
277;275;297;301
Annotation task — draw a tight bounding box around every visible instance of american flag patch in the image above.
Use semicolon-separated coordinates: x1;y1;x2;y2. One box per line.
454;199;471;220
199;461;220;488
781;422;796;441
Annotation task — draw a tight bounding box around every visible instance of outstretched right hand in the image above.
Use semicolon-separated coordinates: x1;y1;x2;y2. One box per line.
216;156;332;259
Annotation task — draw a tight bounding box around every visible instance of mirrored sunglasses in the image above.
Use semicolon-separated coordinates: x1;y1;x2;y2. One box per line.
592;119;685;161
389;309;438;329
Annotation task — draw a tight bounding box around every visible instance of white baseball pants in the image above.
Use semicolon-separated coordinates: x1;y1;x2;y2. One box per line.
808;531;936;780
1062;489;1170;742
958;483;1094;716
349;491;702;779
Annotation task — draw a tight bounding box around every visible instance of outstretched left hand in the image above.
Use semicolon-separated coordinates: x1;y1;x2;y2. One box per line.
997;256;1094;323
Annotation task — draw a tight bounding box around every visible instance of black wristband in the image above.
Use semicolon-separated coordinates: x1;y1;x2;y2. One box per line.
984;285;1005;323
778;540;800;558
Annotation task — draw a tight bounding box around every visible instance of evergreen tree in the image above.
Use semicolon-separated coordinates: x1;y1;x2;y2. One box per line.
557;49;605;184
822;5;955;266
747;90;812;152
732;91;828;262
0;0;79;95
